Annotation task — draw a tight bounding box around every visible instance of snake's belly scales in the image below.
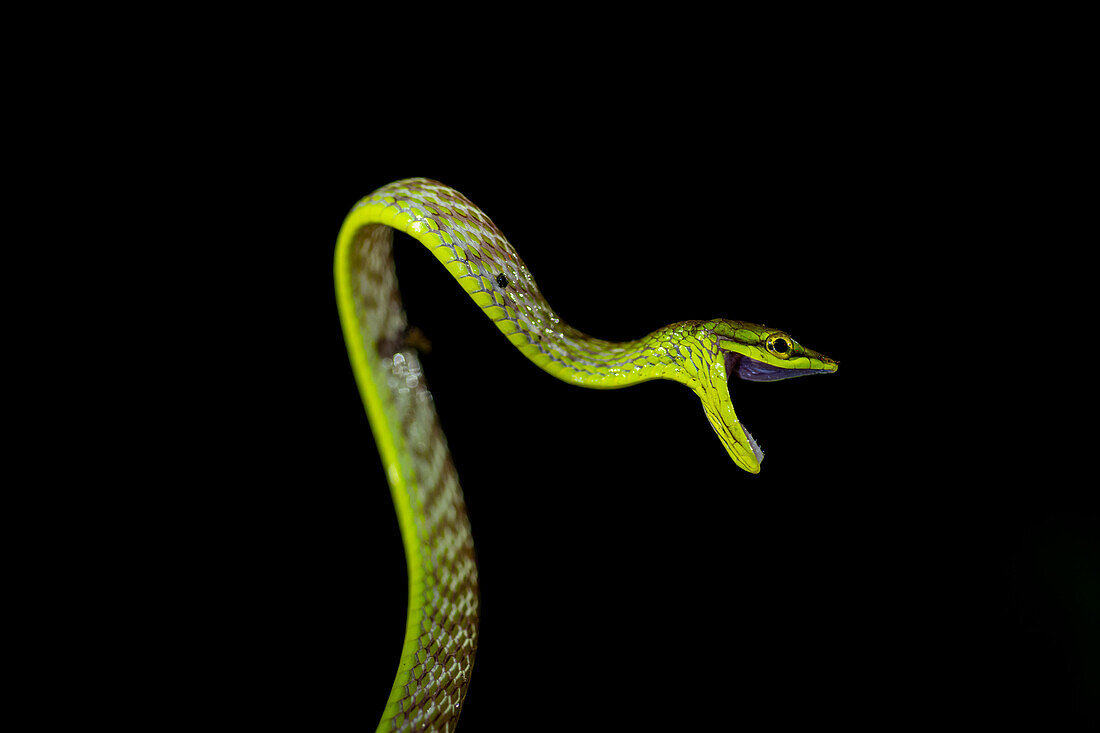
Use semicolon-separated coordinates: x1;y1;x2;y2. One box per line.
335;178;837;731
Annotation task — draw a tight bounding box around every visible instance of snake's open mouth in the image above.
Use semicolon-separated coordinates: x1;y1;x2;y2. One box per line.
721;352;835;468
725;352;835;382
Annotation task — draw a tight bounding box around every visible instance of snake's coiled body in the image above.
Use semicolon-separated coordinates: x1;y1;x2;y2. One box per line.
335;178;837;731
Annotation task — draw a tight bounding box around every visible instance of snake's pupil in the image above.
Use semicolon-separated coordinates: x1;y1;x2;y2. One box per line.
496;273;509;288
775;340;789;352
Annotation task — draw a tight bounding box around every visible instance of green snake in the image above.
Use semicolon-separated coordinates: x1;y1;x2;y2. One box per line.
334;178;838;731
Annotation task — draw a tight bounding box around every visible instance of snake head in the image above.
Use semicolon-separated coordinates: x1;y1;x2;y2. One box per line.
689;320;838;473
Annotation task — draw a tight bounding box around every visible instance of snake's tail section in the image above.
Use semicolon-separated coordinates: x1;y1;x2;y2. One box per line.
336;221;479;732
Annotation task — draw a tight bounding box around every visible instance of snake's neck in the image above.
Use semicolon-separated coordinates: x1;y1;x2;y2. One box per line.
517;321;711;390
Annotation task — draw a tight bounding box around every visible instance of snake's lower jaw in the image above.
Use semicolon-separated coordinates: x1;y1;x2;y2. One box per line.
722;419;765;473
698;396;764;473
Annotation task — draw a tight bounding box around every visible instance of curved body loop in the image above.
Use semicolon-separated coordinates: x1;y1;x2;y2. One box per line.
334;178;837;731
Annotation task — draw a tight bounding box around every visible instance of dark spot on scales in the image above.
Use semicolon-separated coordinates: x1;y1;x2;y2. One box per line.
496;273;509;288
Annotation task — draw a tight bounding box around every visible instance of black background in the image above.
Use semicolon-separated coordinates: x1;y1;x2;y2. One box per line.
135;52;1098;730
21;18;1093;731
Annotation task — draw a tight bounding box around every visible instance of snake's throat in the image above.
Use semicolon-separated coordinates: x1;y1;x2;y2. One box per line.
743;424;765;465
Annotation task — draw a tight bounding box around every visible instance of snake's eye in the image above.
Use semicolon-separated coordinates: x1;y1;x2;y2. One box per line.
766;333;793;359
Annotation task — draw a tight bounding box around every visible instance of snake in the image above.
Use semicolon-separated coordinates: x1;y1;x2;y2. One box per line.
334;178;838;731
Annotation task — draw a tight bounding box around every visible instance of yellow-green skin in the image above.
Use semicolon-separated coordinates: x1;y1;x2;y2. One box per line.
334;178;837;731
